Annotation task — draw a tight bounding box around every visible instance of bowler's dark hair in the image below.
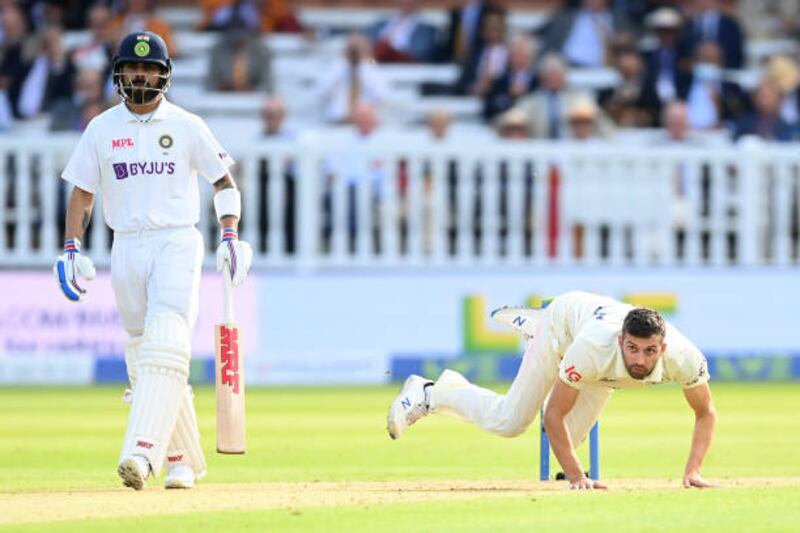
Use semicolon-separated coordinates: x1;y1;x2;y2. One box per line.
622;308;666;339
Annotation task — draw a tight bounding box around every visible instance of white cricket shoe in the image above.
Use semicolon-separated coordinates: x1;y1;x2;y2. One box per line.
387;375;432;440
118;455;149;491
165;464;196;489
490;306;543;340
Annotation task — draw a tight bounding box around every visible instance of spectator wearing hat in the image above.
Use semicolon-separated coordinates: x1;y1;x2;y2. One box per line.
567;96;611;141
642;6;690;109
495;107;530;139
512;53;615;140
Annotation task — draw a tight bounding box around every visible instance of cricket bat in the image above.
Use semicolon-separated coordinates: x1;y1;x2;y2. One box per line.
215;263;246;454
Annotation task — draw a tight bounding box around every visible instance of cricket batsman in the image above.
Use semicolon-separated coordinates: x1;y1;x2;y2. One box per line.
387;291;717;490
53;31;253;490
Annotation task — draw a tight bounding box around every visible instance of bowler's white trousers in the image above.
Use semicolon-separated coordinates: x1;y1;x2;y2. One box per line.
428;304;612;446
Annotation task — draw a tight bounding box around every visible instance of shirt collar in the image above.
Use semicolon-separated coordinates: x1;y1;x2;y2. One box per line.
119;97;171;123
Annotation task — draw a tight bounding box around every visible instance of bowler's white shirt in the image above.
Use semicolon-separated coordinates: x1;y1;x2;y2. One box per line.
61;98;234;232
550;291;709;390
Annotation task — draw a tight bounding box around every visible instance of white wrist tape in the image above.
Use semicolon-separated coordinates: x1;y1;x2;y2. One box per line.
213;188;241;221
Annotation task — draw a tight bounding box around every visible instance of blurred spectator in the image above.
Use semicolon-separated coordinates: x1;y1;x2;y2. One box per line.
680;0;744;69
733;80;795;141
259;95;296;255
764;55;800;132
678;41;750;130
426;108;452;141
323;103;388;254
49;67;104;131
567;96;605;141
24;0;66;30
207;19;272;92
598;46;661;127
435;0;495;65
317;33;389;124
1;3;36;119
457;6;507;97
17;24;74;119
113;0;176;56
199;0;301;33
261;95;290;138
652;101;709;145
369;0;436;64
509;53;615;139
483;33;538;121
538;0;634;68
496;107;530;139
737;0;799;41
71;3;116;74
643;7;690;107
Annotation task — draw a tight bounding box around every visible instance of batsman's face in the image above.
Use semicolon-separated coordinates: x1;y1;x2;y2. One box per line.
120;62;163;96
619;333;666;380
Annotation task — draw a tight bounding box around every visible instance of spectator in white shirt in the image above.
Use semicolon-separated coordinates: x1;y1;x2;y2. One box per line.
318;33;390;124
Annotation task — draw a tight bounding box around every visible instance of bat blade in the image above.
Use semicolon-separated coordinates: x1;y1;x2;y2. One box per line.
215;322;246;454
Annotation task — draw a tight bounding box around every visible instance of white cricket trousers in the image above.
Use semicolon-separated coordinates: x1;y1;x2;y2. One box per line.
110;226;204;334
428;306;612;446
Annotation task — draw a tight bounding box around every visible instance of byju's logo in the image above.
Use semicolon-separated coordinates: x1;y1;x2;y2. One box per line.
113;163;129;180
112;161;176;180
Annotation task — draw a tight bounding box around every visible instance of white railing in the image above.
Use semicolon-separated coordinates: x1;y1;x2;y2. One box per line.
0;135;797;269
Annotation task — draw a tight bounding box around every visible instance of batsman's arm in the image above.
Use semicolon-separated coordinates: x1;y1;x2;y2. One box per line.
682;383;717;488
213;174;240;231
64;186;95;240
213;173;252;287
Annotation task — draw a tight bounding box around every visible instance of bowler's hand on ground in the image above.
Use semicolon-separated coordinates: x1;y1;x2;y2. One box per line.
53;238;96;302
683;471;714;488
568;476;608;491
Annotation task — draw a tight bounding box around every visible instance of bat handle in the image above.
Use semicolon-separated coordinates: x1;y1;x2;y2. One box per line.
223;260;235;323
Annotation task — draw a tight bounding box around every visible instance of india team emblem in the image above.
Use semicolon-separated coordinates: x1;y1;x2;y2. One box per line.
134;40;150;57
159;134;173;149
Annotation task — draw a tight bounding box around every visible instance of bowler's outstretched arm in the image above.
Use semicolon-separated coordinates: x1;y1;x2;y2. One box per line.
682;383;716;488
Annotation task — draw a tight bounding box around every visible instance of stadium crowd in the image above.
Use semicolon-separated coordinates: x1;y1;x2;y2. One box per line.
1;0;800;144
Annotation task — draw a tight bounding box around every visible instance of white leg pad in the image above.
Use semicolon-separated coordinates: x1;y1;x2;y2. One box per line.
164;385;207;479
119;313;191;476
124;336;143;387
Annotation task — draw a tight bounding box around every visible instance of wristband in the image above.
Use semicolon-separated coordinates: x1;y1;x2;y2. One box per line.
213;188;241;221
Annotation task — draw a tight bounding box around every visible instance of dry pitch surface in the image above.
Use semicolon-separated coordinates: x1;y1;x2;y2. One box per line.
2;478;799;526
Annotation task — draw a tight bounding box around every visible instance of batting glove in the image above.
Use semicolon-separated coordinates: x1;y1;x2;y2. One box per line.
53;238;96;302
215;228;253;288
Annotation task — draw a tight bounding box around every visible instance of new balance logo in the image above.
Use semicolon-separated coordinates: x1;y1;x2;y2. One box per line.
512;316;526;327
400;397;411;409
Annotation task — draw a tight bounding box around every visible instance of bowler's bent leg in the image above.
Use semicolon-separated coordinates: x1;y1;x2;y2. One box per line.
427;319;560;437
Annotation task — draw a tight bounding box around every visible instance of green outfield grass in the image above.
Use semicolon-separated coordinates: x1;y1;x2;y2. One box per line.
0;382;799;531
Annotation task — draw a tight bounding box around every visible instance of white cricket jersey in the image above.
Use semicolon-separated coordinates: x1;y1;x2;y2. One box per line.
549;291;709;390
61;98;234;232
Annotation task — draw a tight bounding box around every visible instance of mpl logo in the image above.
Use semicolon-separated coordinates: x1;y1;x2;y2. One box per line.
219;325;240;394
112;137;134;150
